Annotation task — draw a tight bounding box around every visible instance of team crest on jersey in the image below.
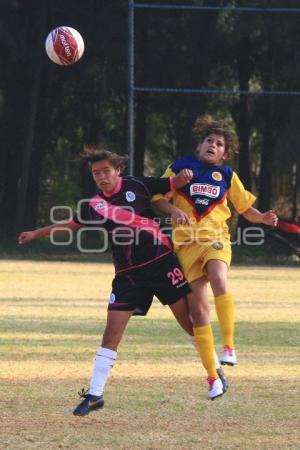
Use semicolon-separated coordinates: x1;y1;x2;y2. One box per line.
109;293;116;304
212;171;222;181
94;200;107;211
190;183;220;198
125;191;136;202
212;241;223;250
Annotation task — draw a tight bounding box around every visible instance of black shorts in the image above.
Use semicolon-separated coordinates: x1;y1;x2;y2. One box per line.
107;252;191;316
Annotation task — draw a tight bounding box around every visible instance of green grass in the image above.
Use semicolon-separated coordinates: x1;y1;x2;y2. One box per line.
0;261;300;449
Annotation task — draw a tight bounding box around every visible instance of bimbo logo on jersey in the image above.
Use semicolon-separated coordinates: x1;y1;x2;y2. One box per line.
190;183;220;198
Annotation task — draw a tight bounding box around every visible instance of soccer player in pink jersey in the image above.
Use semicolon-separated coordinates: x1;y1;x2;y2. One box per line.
18;146;229;415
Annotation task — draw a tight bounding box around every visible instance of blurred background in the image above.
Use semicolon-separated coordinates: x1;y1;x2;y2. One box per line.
1;0;299;258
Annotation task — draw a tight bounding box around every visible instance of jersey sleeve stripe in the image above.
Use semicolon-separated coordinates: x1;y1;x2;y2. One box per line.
89;195;172;249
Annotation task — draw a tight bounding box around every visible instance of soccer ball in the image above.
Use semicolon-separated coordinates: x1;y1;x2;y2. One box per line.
45;26;85;65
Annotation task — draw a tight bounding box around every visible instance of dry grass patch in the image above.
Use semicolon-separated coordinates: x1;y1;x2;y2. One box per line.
1;260;299;449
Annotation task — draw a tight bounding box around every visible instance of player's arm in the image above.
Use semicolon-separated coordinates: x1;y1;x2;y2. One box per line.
151;166;191;225
142;168;193;195
153;198;190;225
18;219;81;245
173;168;193;189
228;172;277;226
242;207;278;226
227;172;256;214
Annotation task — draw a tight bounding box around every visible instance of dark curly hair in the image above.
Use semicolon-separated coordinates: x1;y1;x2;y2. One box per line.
79;145;128;174
192;114;239;158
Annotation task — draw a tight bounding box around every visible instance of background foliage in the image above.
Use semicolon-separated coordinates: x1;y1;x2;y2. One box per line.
1;0;300;237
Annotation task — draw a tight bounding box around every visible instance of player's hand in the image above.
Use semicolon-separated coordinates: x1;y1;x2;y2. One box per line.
173;169;193;189
261;210;278;227
170;207;190;225
18;231;36;244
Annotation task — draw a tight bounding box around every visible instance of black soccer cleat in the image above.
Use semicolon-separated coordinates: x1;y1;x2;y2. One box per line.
73;388;104;416
217;366;229;393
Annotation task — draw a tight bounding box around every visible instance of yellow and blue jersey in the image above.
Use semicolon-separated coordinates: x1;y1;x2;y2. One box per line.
152;155;256;247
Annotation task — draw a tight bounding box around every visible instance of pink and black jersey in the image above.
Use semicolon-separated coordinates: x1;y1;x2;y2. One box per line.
73;176;173;274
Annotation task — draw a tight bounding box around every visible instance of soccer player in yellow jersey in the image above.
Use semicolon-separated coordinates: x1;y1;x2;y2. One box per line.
152;115;278;398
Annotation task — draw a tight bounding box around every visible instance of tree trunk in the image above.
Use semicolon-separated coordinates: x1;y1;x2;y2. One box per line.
15;2;48;233
131;7;149;175
134;92;147;176
236;37;252;232
237;38;252;190
291;163;299;221
258;96;274;212
177;0;227;155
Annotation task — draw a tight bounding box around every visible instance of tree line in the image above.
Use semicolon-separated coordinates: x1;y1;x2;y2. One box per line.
1;0;300;238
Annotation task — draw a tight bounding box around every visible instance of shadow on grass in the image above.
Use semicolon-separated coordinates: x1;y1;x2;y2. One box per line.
0;238;113;263
1;317;299;347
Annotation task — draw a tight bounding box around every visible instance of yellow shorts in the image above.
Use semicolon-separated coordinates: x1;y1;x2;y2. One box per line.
176;240;232;283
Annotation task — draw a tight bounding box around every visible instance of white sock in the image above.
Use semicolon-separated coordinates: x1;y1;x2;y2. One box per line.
190;336;221;369
89;347;117;396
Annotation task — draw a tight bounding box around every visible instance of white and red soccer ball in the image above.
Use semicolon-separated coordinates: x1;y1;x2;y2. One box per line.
45;26;85;65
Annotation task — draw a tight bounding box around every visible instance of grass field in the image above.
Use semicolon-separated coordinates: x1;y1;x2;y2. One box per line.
0;260;300;450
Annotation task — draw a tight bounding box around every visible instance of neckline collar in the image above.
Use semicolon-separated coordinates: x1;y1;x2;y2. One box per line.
99;177;123;197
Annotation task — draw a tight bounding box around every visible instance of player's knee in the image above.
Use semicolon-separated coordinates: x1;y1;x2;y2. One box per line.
209;273;227;293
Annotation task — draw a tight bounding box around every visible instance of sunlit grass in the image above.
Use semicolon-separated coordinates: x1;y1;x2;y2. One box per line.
1;260;299;449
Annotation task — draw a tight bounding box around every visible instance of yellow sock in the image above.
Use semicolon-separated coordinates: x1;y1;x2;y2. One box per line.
214;292;234;348
193;325;218;379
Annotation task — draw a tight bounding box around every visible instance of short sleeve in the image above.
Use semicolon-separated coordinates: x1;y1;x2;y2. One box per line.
227;172;256;214
138;175;172;196
151;166;176;204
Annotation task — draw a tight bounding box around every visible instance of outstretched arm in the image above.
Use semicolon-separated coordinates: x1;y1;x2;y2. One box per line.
18;219;81;244
242;207;278;226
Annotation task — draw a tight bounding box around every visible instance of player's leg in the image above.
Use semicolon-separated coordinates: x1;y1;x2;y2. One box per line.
168;294;229;394
187;277;224;399
74;272;138;416
90;309;133;392
73;309;133;416
168;296;193;335
206;259;237;365
162;251;228;398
